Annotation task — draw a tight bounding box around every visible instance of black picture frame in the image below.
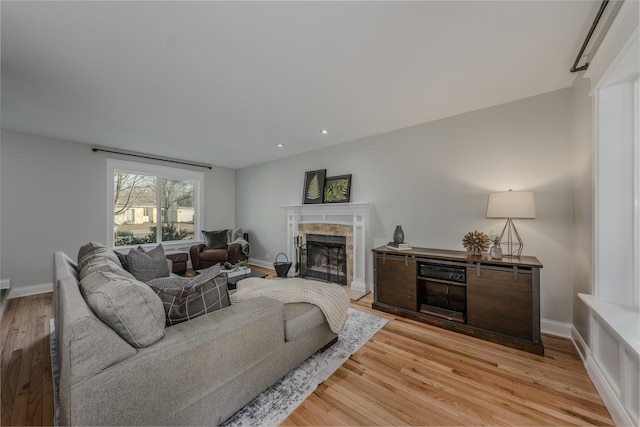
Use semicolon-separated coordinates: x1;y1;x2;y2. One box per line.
302;169;326;204
323;174;352;203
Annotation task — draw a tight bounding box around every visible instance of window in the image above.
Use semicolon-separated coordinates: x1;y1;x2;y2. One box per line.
107;159;204;248
595;78;638;307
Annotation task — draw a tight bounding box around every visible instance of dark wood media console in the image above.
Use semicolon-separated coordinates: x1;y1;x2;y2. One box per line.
372;246;544;354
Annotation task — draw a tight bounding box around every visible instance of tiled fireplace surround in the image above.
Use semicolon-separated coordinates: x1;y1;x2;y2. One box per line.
283;203;373;293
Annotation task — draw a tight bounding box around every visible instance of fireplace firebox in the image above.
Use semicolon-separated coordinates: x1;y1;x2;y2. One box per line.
298;234;347;285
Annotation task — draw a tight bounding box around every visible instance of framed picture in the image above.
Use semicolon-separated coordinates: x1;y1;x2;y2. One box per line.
323;174;352;203
302;169;326;204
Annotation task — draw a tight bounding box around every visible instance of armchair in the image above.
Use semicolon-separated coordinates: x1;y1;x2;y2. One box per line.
190;232;249;270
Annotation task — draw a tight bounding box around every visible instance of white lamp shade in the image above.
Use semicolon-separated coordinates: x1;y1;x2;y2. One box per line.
486;191;536;219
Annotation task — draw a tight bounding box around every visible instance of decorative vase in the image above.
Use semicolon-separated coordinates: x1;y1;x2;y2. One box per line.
393;226;405;244
490;243;503;260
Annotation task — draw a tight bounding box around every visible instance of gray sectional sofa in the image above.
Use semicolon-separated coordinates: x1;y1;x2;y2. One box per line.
53;246;338;426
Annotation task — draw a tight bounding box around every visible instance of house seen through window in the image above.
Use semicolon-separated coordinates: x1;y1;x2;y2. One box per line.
107;159;203;248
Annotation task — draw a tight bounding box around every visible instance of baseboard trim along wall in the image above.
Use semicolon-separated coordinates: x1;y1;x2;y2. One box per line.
8;282;54;299
570;326;590;364
586;355;636;426
0;279;11;290
540;318;572;338
571;311;638;426
248;258;274;271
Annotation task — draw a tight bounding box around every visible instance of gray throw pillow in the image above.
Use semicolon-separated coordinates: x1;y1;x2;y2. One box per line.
78;242;122;271
79;258;135;281
80;270;166;347
148;265;229;326
127;244;170;283
203;229;228;249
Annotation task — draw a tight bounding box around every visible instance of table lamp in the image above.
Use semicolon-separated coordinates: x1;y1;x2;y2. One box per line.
486;190;536;258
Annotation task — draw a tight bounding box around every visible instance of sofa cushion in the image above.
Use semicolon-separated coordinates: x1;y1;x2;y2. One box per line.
148;265;230;326
80;271;166;347
77;242;122;271
203;229;228;249
283;303;327;341
127;244;170;282
79;258;134;281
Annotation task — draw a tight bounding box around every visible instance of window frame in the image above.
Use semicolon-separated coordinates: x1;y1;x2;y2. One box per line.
106;158;204;249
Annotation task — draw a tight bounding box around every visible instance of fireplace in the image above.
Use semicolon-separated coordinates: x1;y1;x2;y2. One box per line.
283;203;373;293
299;234;347;285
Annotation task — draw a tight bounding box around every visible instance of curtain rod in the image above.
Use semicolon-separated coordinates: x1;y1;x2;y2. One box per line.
571;0;609;73
92;146;212;170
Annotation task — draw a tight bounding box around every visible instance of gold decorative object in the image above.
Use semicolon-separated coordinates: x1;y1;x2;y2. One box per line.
462;231;490;256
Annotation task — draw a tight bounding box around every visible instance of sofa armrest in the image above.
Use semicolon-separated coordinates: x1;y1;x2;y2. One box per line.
189;243;207;270
67;297;285;426
227;242;244;264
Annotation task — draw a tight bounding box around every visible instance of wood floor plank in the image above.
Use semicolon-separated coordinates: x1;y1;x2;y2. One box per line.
1;349;22;426
26;297;46;426
42;313;54;427
0;298;19;352
10;295;37;426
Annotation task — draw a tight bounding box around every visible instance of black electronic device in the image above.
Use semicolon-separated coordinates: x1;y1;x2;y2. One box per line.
419;263;466;283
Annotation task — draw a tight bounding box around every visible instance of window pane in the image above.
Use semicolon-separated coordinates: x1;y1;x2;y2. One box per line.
113;173;157;246
161;179;195;242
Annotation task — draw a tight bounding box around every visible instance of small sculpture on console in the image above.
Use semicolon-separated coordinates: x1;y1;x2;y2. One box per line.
462;231;490;256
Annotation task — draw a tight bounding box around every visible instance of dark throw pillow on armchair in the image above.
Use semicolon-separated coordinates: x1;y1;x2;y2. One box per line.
203;229;228;249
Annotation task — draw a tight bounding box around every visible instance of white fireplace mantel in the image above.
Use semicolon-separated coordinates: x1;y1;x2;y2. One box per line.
282;203;373;293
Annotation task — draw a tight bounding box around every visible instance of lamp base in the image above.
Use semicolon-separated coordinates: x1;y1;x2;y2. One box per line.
499;218;524;258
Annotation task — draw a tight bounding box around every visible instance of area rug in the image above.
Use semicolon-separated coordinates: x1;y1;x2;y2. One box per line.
49;308;387;427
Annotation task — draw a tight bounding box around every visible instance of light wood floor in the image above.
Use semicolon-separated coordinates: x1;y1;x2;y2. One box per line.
284;294;613;426
1;267;612;426
1;293;54;426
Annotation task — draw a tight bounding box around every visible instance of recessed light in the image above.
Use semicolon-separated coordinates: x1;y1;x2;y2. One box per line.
320;129;329;135
276;143;284;148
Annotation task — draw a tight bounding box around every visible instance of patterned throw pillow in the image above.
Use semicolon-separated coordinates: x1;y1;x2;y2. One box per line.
148;265;229;326
127;244;170;283
202;229;228;249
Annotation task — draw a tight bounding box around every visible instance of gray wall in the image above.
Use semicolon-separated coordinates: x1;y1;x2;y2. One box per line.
570;75;594;345
0;130;236;289
237;88;575;324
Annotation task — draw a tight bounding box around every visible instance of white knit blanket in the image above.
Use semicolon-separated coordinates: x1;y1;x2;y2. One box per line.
230;278;350;333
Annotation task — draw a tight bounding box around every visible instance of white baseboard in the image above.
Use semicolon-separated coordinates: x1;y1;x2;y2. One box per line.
586;355;636;426
0;279;11;290
570;326;590;364
8;282;54;299
540;318;572;338
249;258;276;271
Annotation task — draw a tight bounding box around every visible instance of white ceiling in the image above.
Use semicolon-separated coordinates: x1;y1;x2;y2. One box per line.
1;1;598;169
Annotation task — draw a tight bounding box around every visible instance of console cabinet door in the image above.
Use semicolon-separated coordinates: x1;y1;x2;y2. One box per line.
375;255;417;311
466;267;532;340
